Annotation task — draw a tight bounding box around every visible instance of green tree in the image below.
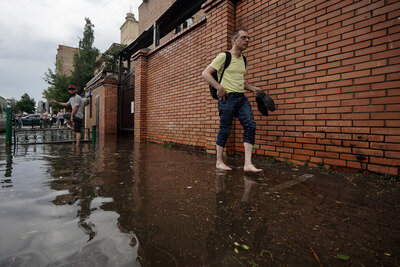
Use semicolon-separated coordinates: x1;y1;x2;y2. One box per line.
15;93;36;114
6;98;17;113
72;17;99;95
43;59;72;111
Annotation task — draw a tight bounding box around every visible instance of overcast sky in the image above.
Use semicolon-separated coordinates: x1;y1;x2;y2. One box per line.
0;0;142;104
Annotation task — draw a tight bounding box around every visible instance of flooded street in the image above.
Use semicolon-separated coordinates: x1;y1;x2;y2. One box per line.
0;134;399;266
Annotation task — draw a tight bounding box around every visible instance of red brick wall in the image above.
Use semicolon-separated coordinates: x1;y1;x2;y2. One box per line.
144;21;209;147
235;0;400;175
203;0;237;154
103;80;118;134
133;0;400;175
134;50;149;142
135;0;236;149
84;79;118;135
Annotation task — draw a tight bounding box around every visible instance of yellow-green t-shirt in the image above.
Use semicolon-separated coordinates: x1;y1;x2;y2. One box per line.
209;53;246;93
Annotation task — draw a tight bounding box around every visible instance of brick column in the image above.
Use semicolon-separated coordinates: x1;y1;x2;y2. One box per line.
103;79;118;135
133;50;148;142
84;78;118;136
203;0;236;154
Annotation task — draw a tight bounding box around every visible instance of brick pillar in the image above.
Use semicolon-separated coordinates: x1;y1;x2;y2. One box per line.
103;79;118;135
203;0;236;154
85;78;118;136
133;50;148;142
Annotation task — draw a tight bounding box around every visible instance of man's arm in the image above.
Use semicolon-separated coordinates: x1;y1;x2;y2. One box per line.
202;66;227;101
51;99;69;107
244;82;262;95
70;106;78;122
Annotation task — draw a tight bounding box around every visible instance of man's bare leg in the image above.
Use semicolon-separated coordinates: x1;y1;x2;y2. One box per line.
244;142;262;172
216;145;232;170
76;132;81;147
242;175;257;202
66;119;72;129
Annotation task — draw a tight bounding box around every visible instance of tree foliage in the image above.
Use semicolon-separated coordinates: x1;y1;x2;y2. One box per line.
43;59;72;111
43;17;99;108
6;98;17;113
72;17;99;95
15;93;36;114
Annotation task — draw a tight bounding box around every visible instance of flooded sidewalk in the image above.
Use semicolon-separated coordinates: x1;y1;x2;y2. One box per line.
0;134;399;266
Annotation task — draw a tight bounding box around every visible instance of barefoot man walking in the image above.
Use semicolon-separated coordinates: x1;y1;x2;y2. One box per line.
51;85;85;147
202;29;263;172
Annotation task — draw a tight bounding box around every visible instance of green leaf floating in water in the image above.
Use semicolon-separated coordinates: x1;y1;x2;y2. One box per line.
234;242;240;246
234;248;239;254
337;254;350;260
242;244;249;250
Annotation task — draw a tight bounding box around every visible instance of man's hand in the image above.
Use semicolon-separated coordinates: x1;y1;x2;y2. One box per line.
50;99;57;104
244;82;262;96
217;85;227;101
253;87;262;96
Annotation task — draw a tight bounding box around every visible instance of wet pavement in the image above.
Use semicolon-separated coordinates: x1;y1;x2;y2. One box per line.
0;134;399;266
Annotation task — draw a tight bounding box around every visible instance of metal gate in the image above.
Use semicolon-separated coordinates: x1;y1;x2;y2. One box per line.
4;108;94;146
12;127;92;145
118;71;135;132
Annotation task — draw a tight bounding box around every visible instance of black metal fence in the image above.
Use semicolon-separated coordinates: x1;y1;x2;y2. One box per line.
12;127;92;145
5;108;96;146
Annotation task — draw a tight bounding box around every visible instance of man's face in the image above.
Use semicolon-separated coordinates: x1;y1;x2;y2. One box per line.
69;89;77;96
232;30;249;50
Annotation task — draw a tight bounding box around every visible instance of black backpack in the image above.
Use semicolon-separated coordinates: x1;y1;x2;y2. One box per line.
209;51;247;100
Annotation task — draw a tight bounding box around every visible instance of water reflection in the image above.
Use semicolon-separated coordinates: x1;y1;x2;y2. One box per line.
0;136;141;266
206;170;264;264
1;134;399;266
2;146;13;187
49;135;140;265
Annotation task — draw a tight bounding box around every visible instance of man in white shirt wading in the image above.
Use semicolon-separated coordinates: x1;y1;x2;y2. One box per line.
51;85;85;147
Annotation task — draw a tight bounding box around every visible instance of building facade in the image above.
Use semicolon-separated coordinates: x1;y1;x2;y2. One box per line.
56;45;79;76
84;11;140;135
138;0;205;48
120;12;139;46
128;0;400;176
138;0;175;34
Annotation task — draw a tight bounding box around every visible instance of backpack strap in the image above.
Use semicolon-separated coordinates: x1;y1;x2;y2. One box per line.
219;52;246;83
218;51;232;83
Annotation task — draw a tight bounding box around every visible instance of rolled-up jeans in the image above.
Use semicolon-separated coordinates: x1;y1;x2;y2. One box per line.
216;93;256;148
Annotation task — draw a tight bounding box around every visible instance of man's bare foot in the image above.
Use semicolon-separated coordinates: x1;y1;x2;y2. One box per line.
244;164;263;172
216;162;232;170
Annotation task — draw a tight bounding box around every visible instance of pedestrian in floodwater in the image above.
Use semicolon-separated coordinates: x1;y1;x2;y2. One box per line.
202;29;263;172
51;85;86;147
57;110;65;128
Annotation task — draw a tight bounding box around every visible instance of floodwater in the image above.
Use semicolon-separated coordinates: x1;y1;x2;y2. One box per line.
0;134;399;266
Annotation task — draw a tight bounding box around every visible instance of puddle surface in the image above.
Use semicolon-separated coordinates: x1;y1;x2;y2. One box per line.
0;134;399;266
